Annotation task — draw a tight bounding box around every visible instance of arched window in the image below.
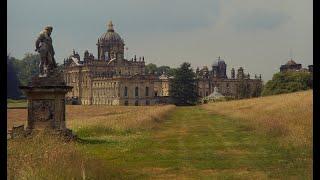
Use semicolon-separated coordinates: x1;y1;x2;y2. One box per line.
124;86;128;97
124;100;129;106
135;100;139;106
135;87;139;97
145;87;149;96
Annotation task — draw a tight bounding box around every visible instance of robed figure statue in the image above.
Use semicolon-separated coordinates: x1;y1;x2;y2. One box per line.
35;26;57;77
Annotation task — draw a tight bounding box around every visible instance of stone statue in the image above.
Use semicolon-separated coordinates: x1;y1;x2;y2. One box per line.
35;26;57;77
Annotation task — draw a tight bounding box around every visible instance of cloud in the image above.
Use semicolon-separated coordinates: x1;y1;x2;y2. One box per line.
230;9;290;31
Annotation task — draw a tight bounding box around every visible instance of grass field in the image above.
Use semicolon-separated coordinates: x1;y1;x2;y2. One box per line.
7;99;27;108
7;91;312;179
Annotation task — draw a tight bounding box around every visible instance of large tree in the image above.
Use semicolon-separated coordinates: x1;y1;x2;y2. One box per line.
169;62;198;105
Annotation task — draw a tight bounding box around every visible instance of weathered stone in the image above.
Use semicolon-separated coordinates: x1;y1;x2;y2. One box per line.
20;82;72;132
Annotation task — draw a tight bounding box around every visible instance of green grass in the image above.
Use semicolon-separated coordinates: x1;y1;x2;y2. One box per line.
7;99;27;108
74;107;311;179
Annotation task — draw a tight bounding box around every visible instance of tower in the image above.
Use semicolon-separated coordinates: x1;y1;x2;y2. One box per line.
237;67;244;79
231;68;235;79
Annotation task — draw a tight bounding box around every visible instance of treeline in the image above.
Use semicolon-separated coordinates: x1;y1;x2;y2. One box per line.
7;53;41;99
7;53;67;99
145;63;176;76
8;53;40;86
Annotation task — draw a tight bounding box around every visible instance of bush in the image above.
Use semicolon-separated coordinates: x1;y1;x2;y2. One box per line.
262;71;312;96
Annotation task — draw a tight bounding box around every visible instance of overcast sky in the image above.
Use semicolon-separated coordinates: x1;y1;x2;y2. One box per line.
7;0;312;81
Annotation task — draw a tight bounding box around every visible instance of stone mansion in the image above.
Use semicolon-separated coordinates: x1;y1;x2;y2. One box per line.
63;21;262;105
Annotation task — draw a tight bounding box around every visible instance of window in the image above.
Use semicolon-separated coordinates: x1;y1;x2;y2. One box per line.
124;101;129;106
124;86;128;97
145;87;149;96
205;91;208;96
154;91;158;97
135;87;139;97
105;51;109;60
146;100;150;105
135;100;139;106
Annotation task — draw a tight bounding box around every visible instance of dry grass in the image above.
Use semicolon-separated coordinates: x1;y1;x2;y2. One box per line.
7;105;175;179
67;105;176;131
7;105;176;131
201;90;313;148
7;132;124;179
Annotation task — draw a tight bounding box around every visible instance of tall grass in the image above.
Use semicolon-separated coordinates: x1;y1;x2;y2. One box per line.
7;105;176;131
7;132;115;179
7;105;176;179
201;90;313;148
67;105;176;131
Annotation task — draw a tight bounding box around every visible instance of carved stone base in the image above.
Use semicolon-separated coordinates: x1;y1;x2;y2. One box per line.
19;72;73;136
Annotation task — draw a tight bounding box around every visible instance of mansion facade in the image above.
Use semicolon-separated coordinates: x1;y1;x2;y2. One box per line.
63;21;262;105
63;21;169;105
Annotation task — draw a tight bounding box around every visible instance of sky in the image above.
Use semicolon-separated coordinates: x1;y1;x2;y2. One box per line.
7;0;313;81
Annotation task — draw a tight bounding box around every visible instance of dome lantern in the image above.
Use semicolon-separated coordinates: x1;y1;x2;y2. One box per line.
107;20;114;32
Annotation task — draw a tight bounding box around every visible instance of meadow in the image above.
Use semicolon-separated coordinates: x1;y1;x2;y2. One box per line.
7;90;313;179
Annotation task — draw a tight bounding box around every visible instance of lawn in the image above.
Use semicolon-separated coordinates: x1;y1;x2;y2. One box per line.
7;91;312;179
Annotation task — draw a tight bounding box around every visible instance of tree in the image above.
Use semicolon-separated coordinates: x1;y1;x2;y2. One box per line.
11;53;40;85
7;55;22;99
145;63;176;76
262;71;312;96
145;63;157;74
169;62;198;105
157;65;170;74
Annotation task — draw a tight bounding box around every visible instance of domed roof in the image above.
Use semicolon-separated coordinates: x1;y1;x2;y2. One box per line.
213;56;225;66
98;21;124;44
286;59;297;65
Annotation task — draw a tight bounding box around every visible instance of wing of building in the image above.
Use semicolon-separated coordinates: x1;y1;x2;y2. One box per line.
196;57;263;99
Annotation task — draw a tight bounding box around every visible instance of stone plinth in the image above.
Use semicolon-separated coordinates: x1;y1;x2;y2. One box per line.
19;71;73;133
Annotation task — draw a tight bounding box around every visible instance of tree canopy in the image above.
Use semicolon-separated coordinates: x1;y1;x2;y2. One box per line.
169;62;198;105
10;53;40;86
145;63;176;76
7;55;22;99
262;71;312;96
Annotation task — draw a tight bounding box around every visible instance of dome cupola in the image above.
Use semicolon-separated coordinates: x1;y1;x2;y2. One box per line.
97;21;125;61
98;21;124;44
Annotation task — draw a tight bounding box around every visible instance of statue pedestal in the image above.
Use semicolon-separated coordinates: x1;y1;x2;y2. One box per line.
19;72;74;138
